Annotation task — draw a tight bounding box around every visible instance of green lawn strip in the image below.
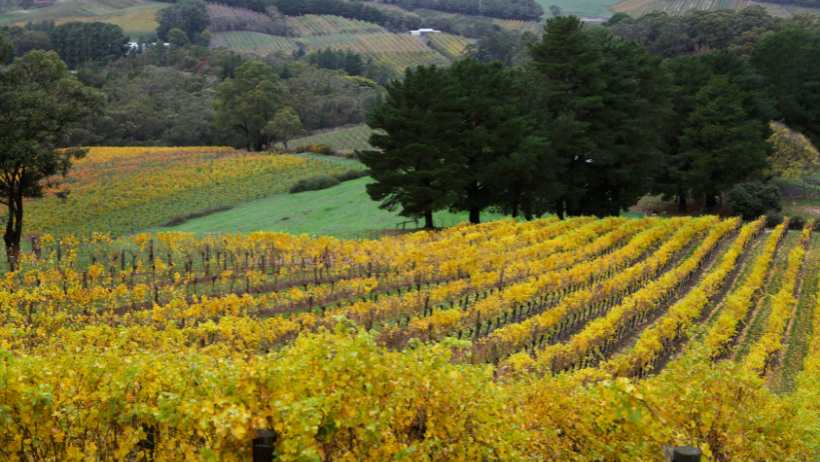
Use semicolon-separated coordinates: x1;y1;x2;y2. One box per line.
771;233;820;392
157;176;506;239
294;153;365;168
733;231;800;361
537;0;617;17
287;125;374;153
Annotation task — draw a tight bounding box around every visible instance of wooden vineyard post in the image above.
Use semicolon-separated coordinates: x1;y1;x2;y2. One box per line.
252;429;277;461
666;446;701;462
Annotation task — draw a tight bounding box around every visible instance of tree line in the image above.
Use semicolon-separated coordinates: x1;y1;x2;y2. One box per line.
361;15;820;227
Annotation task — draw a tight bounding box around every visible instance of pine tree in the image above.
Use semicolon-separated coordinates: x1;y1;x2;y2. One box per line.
529;17;671;217
680;76;770;210
659;51;774;212
358;66;456;229
445;59;532;224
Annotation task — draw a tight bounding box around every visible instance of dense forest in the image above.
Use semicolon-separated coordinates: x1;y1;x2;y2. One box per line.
359;8;820;223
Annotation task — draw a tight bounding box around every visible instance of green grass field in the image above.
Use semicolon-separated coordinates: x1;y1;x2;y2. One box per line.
780;180;820;221
210;31;299;55
612;0;820;17
289;125;374;153
537;0;618;17
210;29;449;73
159;175;506;239
0;0;165;38
286;14;386;36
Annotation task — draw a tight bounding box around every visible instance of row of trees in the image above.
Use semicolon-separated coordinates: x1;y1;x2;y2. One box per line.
156;0;211;45
361;16;791;226
1;21;129;69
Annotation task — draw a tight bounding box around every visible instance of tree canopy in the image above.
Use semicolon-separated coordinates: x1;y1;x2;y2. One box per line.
359;65;455;229
527;16;672;217
49;22;128;69
362;15;788;222
156;0;210;45
264;106;304;149
0;50;102;268
214;59;283;151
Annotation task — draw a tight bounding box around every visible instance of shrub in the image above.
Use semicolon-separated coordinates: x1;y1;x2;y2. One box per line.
289;175;340;193
788;215;807;230
296;144;337;156
334;169;368;182
765;210;784;228
727;181;782;220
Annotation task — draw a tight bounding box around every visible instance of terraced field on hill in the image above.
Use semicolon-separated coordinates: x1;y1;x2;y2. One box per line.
211;33;449;73
613;0;820;16
0;0;165;37
289;124;374;153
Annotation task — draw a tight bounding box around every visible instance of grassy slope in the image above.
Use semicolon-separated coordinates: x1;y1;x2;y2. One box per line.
780;175;820;222
287;125;374;153
160;176;506;239
0;0;165;38
22;150;356;237
537;0;618;17
612;0;820;17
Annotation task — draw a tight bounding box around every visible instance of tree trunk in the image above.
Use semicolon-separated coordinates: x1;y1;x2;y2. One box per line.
4;193;23;272
555;200;565;220
424;211;434;230
283;140;289;150
253;137;265;152
469;208;480;224
677;194;687;214
704;191;718;212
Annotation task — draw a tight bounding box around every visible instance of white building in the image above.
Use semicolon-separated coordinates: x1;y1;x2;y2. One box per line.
410;28;440;37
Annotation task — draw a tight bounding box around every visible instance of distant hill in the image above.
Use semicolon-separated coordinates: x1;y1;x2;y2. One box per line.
613;0;820;17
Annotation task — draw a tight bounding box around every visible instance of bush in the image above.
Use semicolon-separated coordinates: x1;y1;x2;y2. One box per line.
765;210;784;228
788;215;807;230
334;169;368;182
289;175;340;193
727;181;782;220
295;144;337;156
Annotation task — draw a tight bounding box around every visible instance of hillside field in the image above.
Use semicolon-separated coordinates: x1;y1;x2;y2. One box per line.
1;214;817;459
538;0;619;17
0;0;165;38
613;0;820;17
23;147;355;237
288;124;374;154
160;175;505;238
210;28;450;74
158;152;505;238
